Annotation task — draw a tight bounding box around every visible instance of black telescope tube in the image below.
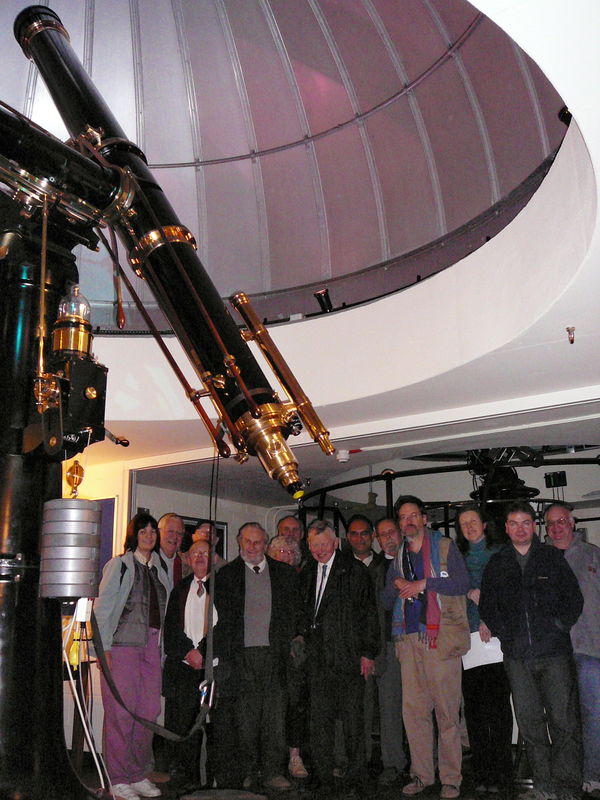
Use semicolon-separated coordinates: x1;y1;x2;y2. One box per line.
14;5;278;425
0;103;119;215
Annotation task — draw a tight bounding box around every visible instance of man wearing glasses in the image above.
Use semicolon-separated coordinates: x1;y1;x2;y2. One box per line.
480;501;584;800
383;495;470;800
545;503;600;799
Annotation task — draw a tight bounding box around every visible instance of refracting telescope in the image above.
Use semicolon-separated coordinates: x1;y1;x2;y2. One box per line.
4;4;334;498
0;5;334;798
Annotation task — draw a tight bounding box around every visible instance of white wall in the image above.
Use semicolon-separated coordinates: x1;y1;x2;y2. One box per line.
135;483;270;559
64;462;276;560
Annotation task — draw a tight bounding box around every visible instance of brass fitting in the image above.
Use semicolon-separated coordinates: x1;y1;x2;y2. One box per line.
234;403;304;498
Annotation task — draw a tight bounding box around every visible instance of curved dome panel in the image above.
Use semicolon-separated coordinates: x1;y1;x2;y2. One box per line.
0;0;566;325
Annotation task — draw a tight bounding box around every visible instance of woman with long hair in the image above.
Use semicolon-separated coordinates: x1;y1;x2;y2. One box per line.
94;512;170;800
456;504;513;798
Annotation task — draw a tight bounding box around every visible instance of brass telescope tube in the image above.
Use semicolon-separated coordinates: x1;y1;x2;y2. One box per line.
14;5;305;494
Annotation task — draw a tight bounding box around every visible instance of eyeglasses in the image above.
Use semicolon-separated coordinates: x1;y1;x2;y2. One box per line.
399;512;420;522
506;519;534;529
545;517;571;528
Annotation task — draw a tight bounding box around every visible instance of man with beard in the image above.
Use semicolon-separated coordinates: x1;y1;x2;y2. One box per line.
214;522;299;791
383;496;469;800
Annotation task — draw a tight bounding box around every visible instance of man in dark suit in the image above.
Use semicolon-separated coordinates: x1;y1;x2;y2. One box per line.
162;538;215;786
346;513;382;568
213;522;300;791
301;519;379;797
345;514;384;768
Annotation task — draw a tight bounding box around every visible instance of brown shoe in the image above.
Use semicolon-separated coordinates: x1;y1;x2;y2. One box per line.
264;774;291;790
403;778;433;796
440;785;460;799
288;754;308;779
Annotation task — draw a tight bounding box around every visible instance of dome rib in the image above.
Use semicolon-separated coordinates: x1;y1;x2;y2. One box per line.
261;0;332;281
129;0;146;153
218;0;272;288
425;0;500;206
170;0;209;265
308;0;389;263
511;42;551;156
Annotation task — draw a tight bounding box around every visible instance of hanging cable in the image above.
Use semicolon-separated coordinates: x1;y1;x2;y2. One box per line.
62;615;110;791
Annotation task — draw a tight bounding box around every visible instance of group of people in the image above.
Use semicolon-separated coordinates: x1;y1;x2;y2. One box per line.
91;497;600;800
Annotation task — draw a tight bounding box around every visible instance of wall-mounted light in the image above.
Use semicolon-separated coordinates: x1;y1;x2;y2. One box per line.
566;326;575;344
558;106;572;126
314;288;333;313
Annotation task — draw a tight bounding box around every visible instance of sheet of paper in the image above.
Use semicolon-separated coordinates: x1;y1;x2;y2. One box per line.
462;631;503;669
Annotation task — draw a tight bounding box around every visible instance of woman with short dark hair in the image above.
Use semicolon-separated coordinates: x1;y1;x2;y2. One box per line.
94;512;170;800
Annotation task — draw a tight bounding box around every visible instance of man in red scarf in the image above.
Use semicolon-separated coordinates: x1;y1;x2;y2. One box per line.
382;495;470;800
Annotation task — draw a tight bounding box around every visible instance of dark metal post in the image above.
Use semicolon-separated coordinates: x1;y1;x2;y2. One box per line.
0;199;94;798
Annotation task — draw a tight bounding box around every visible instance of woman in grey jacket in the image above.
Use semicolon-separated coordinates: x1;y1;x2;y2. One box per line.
94;512;170;800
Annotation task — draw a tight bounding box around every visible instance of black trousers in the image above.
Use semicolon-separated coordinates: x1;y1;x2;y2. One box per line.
309;666;367;788
504;654;582;793
164;666;205;781
163;663;237;788
462;661;514;788
236;647;286;779
286;660;309;749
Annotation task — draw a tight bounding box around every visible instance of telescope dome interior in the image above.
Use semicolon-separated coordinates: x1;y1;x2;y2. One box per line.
0;0;566;328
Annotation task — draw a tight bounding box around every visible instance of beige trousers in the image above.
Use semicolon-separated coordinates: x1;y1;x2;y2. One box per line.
396;633;463;787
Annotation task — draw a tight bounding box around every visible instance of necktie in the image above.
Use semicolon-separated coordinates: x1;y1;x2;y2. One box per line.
253;565;260;574
173;556;182;586
197;578;204;597
314;564;328;615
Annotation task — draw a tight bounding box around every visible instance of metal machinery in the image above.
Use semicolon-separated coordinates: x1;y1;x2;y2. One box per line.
300;447;600;535
0;5;333;797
